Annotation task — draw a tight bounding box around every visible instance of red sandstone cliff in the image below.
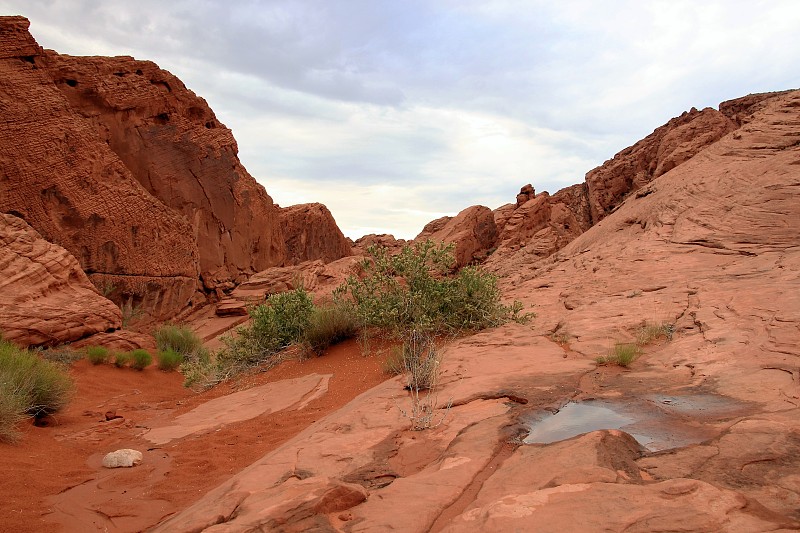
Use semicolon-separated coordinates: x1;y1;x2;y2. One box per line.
0;16;350;328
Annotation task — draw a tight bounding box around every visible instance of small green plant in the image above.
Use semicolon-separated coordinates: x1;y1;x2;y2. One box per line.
0;339;74;441
218;287;314;373
154;324;202;357
157;348;183;371
113;351;131;368
85;346;110;365
301;302;358;356
597;343;641;367
129;349;152;370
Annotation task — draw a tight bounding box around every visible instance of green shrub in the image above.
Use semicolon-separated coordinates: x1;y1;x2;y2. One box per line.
157;348;183;371
302;302;359;356
597;343;641;367
336;240;530;336
113;351;131;368
85;346;110;365
154;324;202;357
220;287;315;370
129;349;152;370
0;339;74;441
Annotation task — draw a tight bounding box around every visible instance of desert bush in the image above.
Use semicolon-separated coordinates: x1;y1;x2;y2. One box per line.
336;240;530;337
597;343;641;367
113;351;131;368
154;324;202;358
85;346;110;365
636;321;675;345
157;348;183;371
37;346;84;368
0;339;74;441
301;302;359;356
220;287;314;371
129;349;152;370
396;330;450;430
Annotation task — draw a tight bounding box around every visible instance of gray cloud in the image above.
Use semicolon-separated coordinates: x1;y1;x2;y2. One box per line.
4;0;800;238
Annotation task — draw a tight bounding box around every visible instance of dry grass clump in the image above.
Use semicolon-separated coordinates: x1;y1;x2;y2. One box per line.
597;343;641;367
636;321;675;345
0;339;74;442
301;303;358;356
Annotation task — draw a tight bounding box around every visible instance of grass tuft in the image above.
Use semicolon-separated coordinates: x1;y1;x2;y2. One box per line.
0;339;74;441
301;303;358;356
85;346;110;365
157;348;183;371
597;343;641;367
129;349;152;370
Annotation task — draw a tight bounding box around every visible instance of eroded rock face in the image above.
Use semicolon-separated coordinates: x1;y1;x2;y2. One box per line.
585;106;736;223
0;213;122;346
352;234;407;256
0;16;348;322
486;183;592;267
415;205;498;267
279;203;352;265
41;51;287;290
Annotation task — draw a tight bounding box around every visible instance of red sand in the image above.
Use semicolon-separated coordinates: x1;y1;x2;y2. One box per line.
0;339;388;532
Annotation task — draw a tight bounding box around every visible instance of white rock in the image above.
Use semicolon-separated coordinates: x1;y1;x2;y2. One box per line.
102;449;143;468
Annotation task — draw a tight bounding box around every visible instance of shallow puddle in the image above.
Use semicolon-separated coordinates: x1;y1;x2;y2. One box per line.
523;393;751;451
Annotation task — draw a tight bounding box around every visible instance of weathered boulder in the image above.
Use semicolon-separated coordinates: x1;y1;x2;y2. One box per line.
415;205;498;267
0;213;121;347
279;203;352;264
352;233;407;256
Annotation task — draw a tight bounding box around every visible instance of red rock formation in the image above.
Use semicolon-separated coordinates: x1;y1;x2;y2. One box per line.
0;17;200;321
0;213;122;347
0;17;354;323
585;107;736;222
415;205;498;267
279;203;351;265
352;234;407;256
41;51;287;289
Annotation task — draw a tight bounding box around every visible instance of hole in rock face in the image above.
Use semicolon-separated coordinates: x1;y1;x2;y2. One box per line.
64;79;78;87
20;55;35;64
154;113;170;124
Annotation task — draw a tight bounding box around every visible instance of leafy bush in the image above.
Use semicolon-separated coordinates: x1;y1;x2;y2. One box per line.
0;339;74;441
220;287;314;371
113;351;131;368
157;348;183;371
154;324;202;357
336;240;530;337
301;302;359;356
129;349;152;370
85;346;110;365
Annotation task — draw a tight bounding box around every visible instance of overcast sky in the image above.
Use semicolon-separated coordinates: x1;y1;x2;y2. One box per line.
4;1;799;239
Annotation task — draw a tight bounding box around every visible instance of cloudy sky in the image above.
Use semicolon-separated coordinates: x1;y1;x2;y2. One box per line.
4;1;799;238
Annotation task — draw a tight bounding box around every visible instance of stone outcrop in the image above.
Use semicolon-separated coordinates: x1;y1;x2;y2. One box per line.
351;233;407;256
415;205;498;267
0;17;349;323
156;89;800;532
0;213;121;346
41;50;287;290
279;203;352;265
0;16;201;321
